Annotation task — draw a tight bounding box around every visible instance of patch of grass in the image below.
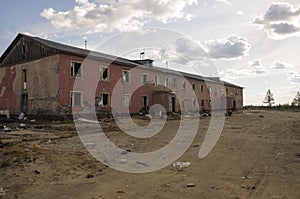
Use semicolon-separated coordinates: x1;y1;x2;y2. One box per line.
0;160;11;168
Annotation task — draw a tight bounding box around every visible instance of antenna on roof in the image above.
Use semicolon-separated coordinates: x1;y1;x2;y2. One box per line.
140;51;145;60
84;36;87;50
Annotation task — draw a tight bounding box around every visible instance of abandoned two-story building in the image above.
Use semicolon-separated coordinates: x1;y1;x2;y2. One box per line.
0;33;243;116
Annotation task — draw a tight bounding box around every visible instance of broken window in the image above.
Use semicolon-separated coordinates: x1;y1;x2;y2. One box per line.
141;73;148;85
192;83;195;90
123;94;131;108
100;66;109;81
70;91;82;106
200;85;204;92
99;93;109;106
70;61;82;77
122;70;130;83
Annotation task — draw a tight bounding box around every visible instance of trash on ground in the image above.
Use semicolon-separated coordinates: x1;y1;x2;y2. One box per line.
18;112;25;120
173;162;190;171
241;175;251;179
3;126;12;132
85;143;96;147
19;123;26;129
240;184;255;190
186;183;195;187
0;187;7;197
86;174;94;178
33;170;41;174
120;158;127;163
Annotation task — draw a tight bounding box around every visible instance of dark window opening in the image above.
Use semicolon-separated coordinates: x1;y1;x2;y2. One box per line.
99;93;109;106
100;67;109;81
71;61;82;77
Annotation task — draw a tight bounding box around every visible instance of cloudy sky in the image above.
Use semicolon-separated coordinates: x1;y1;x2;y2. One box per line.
1;0;300;105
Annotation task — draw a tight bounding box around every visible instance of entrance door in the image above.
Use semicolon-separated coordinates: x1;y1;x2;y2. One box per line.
142;96;148;107
172;96;176;112
21;93;28;113
233;100;236;111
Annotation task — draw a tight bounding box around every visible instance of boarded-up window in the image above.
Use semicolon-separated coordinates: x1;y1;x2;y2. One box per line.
123;94;131;108
70;91;82;106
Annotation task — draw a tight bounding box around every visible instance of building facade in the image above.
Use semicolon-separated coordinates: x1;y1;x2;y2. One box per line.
0;33;243;116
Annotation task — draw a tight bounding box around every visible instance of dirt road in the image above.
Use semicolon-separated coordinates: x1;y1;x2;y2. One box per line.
0;110;299;199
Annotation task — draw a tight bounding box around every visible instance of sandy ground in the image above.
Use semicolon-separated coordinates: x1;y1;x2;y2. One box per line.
0;110;299;199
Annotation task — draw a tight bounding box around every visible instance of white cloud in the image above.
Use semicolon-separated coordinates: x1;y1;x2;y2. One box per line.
252;2;300;39
41;0;197;33
204;35;251;60
248;59;269;74
235;10;244;16
270;61;293;69
288;70;300;83
215;0;232;6
220;59;270;79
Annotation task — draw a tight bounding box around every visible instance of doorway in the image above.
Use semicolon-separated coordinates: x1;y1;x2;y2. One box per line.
171;96;176;112
21;93;28;113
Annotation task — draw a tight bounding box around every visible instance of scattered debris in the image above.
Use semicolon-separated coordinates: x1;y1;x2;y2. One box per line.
19;123;26;129
240;184;255;190
0;110;10;119
120;159;127;164
33;170;41;174
116;190;125;194
186;183;196;187
0;187;7;197
3;126;11;132
161;183;170;188
193;144;200;147
69;151;86;156
30;119;36;122
86;174;94;178
173;162;190;171
76;118;99;123
34;144;40;149
85;143;96;147
18;112;25;120
241;175;251;179
259;115;264;118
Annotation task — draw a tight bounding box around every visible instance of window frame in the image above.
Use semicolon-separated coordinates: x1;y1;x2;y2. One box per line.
122;69;130;84
122;94;131;108
70;91;83;107
99;66;110;81
70;60;83;78
99;92;110;107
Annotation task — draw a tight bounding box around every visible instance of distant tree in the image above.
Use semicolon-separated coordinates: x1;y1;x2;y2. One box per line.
291;91;300;106
263;89;275;106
